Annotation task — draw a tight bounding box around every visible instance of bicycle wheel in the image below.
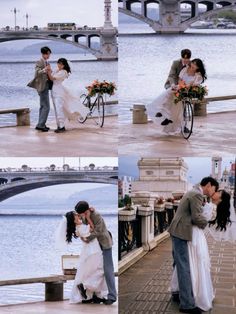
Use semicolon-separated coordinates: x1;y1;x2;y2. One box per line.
78;94;90;123
91;94;105;127
181;100;193;139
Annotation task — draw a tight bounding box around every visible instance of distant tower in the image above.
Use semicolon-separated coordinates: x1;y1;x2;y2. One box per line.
221;168;229;189
211;157;222;181
104;0;113;29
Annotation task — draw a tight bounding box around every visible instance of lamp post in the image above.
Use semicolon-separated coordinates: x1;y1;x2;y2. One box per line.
24;13;30;30
11;8;20;31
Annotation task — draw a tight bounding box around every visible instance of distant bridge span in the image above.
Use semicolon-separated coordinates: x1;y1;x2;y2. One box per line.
119;0;236;33
0;169;117;201
0;28;118;60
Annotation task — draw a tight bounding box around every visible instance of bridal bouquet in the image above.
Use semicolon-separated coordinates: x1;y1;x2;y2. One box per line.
86;80;117;97
174;83;208;104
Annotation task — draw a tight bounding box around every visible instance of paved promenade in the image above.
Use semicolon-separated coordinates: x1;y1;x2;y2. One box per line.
119;111;236;156
0;115;117;157
119;234;236;314
0;300;118;314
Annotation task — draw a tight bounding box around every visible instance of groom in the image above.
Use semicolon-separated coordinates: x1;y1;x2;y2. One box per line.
168;176;219;314
155;48;192;124
27;46;52;132
164;48;192;90
75;201;117;305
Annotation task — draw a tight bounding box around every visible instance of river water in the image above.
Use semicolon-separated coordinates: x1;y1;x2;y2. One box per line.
0;39;117;127
0;183;117;305
119;23;236;121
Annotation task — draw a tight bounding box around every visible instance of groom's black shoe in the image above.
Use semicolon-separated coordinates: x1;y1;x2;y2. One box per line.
77;283;87;299
179;307;202;314
54;127;66;133
161;119;173;126
92;295;106;304
45;125;50;131
171;293;180;303
155;112;162;117
103;299;116;305
35;126;49;132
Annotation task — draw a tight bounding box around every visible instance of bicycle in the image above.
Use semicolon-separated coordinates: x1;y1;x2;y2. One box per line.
181;93;194;140
79;93;105;127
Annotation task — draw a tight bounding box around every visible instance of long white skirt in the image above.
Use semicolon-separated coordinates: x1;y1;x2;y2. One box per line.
147;88;183;134
52;84;90;129
70;239;108;303
170;227;214;311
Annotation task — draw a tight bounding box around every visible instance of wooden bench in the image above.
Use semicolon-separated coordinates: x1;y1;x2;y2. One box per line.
0;107;30;126
0;275;74;301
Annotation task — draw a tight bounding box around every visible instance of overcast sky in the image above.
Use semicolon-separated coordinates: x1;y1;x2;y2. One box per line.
0;157;117;168
0;0;118;28
119;157;235;185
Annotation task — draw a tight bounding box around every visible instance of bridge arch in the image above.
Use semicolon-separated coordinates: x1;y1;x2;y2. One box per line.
88;34;100;50
11;177;26;182
0;178;8;185
182;3;236;29
0;178;117;202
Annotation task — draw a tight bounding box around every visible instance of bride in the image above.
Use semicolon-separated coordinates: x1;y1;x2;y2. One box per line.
171;189;232;311
47;58;89;133
55;211;108;303
147;59;207;135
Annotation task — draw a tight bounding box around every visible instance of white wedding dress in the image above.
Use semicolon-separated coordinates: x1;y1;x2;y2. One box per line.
147;67;203;134
51;69;89;129
171;203;215;311
70;224;108;303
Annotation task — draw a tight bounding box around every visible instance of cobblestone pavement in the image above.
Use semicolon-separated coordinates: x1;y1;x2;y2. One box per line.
119;234;236;314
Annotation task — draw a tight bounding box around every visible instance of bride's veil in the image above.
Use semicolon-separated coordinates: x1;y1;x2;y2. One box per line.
55;216;68;250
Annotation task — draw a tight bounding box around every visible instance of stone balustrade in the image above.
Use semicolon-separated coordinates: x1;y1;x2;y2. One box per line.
118;190;183;273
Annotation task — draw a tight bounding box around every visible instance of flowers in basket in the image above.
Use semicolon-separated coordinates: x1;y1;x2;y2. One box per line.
174;82;208;104
86;80;117;97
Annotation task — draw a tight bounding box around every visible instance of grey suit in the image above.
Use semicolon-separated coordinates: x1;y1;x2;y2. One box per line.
168;186;208;241
168;186;208;310
164;59;185;89
86;210;116;301
27;58;50;128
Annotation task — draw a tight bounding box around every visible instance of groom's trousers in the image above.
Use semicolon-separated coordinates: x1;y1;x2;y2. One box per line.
102;248;117;301
172;236;195;309
37;87;50;128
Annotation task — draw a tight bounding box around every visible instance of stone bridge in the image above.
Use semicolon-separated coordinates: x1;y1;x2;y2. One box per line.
0;0;117;60
0;27;117;60
0;168;118;201
119;0;236;32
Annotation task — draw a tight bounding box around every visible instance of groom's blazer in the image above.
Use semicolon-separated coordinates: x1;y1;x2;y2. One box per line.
164;59;185;89
168;185;208;241
86;210;113;250
27;58;48;93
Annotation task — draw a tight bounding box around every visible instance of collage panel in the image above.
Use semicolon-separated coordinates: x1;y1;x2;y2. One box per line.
1;0;236;313
0;0;118;157
118;0;236;157
0;157;118;313
118;156;236;313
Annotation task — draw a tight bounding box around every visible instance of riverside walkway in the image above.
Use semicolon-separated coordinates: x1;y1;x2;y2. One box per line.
119;235;236;314
0;115;117;156
0;299;118;314
119;111;236;156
